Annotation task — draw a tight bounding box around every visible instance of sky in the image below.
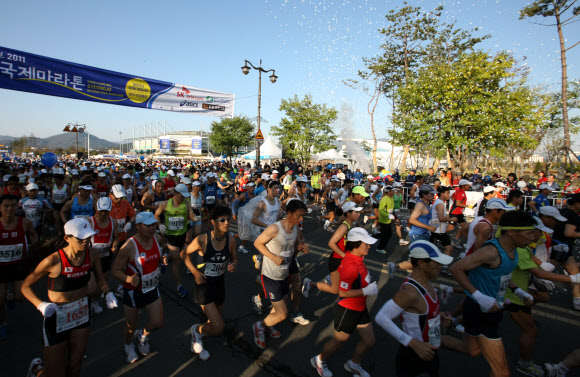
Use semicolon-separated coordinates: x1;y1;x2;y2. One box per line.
0;0;579;145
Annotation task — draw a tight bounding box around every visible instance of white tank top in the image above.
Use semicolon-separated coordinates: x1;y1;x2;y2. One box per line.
257;197;280;228
294;193;307;205
465;217;493;256
52;183;68;204
431;199;448;234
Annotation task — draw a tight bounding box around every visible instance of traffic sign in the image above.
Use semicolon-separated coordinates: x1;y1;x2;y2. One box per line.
255;129;264;140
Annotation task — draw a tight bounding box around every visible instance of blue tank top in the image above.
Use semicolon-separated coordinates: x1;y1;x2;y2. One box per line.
204;183;217;205
467;238;519;305
409;200;432;236
71;196;94;219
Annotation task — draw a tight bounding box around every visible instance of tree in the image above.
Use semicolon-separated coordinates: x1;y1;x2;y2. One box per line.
271;94;338;165
520;0;580;166
391;51;551;172
208;115;255;161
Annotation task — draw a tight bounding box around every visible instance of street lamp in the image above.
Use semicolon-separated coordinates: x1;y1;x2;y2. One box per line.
63;123;86;158
241;59;277;166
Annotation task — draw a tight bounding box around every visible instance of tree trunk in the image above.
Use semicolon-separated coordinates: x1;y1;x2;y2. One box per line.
446;148;454;170
555;4;570;168
399;145;409;171
433;157;440;171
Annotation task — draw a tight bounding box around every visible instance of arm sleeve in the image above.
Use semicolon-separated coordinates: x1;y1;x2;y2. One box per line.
375;299;413;347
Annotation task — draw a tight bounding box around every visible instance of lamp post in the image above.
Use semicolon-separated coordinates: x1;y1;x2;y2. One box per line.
241;59;277;167
63;123;86;158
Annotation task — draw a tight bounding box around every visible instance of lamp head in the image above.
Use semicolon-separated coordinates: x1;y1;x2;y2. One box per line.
269;72;278;83
241;62;250;75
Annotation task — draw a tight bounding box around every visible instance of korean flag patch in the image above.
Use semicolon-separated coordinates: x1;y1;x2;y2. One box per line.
340;281;349;290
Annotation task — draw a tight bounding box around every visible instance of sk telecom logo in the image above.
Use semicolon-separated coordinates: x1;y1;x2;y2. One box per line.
182;86;190;94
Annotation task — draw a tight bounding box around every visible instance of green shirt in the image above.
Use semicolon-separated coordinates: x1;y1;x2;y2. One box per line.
378;195;394;224
393;192;403;209
504;246;538;306
164;198;188;236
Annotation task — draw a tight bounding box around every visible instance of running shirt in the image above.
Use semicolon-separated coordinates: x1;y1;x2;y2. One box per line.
400;278;441;347
19;197;52;229
337;252;371;311
204;182;218;206
200;232;230;283
257;197;280;228
190;192;203;221
164;178;176;199
431;199;448;234
123;236;162;293
91;216;114;258
51;184;68;205
450;187;466;215
393;192;403;209
96;182;109;198
465;217;493;256
0;217;28;266
262;221;298;280
379;195;395;224
164;198;188;236
110;199;135;242
504;246;540;306
408;200;432;237
333;221;351;259
2;186;20;197
71;196;94;219
47;248;91;292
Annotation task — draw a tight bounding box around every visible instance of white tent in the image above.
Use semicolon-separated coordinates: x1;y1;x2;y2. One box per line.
313;148;348;162
242;137;282;161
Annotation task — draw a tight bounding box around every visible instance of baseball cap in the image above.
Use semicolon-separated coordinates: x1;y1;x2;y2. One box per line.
192;181;201;186
180;177;192;185
516;181;527;189
538;206;567;221
174;184;190;197
111;184;126;198
458;179;472;186
122;174;132;179
80;166;88;171
534;217;553;234
486;198;515;211
495;182;506;188
409;240;453;265
79;184;93;191
347;228;378;244
64;218;96;239
351;186;369;197
2;174;10;182
342;201;363;212
483;186;496;193
384;185;394;191
419;184;437;194
367;175;374;179
97;197;113;211
261;173;270;180
136;211;159;225
167;170;175;176
538;183;552;190
272;169;279;174
246;182;256;187
25;183;39;191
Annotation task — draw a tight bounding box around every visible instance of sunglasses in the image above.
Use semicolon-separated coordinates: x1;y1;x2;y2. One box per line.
217;217;231;223
72;236;92;241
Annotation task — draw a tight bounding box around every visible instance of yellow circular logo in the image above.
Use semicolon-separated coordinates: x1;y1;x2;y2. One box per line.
125;78;151;103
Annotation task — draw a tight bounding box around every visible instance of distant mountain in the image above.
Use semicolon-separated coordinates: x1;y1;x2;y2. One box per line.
0;136;16;146
1;133;118;151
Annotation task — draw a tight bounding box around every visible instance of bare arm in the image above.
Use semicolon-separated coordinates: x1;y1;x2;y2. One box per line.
328;224;348;258
254;224;283;266
251;201;269;228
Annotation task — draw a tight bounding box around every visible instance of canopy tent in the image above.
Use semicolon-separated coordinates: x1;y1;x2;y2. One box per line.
242;137;282;161
313;148;348;162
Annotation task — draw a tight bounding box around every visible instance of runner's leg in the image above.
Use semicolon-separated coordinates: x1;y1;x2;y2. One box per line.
66;327;90;377
474;336;510;377
352;323;375;364
199;303;225;336
143;297;164;336
42;342;67;377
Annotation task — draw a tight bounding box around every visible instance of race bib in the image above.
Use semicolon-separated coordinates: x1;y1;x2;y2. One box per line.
0;243;24;263
117;218;126;234
26;211;41;228
427;315;441;347
94;244;110;258
53;193;66;202
167;216;184;231
278;250;292;269
204;262;227;277
497;274;511;301
206;196;216;205
141;269;160;293
56;297;89;333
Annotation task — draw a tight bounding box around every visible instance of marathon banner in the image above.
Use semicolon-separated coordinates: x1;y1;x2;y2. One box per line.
191;137;202;155
0;46;235;117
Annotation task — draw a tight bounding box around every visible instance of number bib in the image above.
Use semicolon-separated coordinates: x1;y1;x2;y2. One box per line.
27;211;41;228
53;193;66;202
56;297;89;333
141;269;160;293
94;244;110;258
206;196;216;205
497;274;511;301
0;243;24;263
427;315;441;347
117;218;126;234
205;262;227;277
167;217;184;231
278;250;293;269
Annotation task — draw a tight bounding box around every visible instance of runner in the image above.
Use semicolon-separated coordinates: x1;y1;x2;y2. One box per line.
203;173;218;213
164;170;177;199
429;186;458;257
465;198;513;257
155;183;195;298
376;240;453;377
109;184;136;245
19;183;54;238
50;172;71;214
408;185;437;244
189;181;204;238
310;228;378;377
252;199;309;349
93;172;110;198
182;206;238;360
449;179;472;247
527;183;552;215
111;211;167;364
22;218;116;377
376;185;396;255
232;182;256;253
141;180;166;213
59;181;95;222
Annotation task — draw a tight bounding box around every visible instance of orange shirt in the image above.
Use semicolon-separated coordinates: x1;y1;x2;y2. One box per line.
110;199;135;242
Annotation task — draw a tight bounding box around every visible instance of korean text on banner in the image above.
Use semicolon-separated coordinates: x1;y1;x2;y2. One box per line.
0;46;235;117
191;137;202;155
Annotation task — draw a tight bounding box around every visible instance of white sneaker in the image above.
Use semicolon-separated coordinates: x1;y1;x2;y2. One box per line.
26;358;43;377
190;324;204;354
573;297;580;311
135;329;150;355
238;245;249;254
291;313;310;325
544;363;566;377
399;239;409;246
323;220;330;231
344;359;370;377
91;301;104;315
311;355;333;377
252;295;263;315
124;344;139;364
302;277;313;298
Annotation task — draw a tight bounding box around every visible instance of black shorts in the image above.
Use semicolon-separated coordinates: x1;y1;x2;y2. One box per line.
326;202;336;213
289;257;300;275
333;303;370;335
312;188;320;194
166;233;187;249
550;244;572;264
194;279;226;306
450;214;466;225
205;203;216;213
123;287;161;308
462;297;502;340
372;202;379;209
100;253;113;273
42;298;91;347
52;203;65;212
430;232;450;247
0;262;28;283
505;302;532;315
396;345;440;377
328;256;342;273
261;275;289;302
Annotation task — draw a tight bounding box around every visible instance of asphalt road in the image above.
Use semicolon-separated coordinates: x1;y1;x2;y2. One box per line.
2;213;580;377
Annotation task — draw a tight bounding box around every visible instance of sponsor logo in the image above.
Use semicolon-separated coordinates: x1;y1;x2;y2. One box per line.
206;96;213;102
340;281;349;289
182;86;190;94
202;103;225;111
140;252;146;259
180;101;199;107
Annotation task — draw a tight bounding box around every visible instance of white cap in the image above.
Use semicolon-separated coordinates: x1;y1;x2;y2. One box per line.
174;184;190;197
534;217;553;234
64;218;96;239
79;184;93;191
347;228;378;244
272;170;279;174
181;177;192;185
40;169;47;174
2;174;10;182
458;179;472;186
486;198;515;210
367;175;374;179
342;201;363;212
409;240;453;265
122;174;132;179
98;172;106;177
246;182;256;187
71;169;79;175
261;173;270;180
26;183;39;191
136;211;159;225
517;181;527;189
483;186;496;193
97;197;112;211
495;182;506;188
539;206;567;221
419;184;437;194
111;184;126;198
167;170;175;176
539;183;552;190
192;181;201;187
80;166;88;171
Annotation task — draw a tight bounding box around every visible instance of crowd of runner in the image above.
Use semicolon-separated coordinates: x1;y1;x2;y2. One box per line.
1;156;579;377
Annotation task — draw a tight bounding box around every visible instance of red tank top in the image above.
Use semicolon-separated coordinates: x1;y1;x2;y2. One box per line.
400;278;441;346
333;221;351;259
123;236;161;292
164;178;176;199
92;216;113;258
466;218;493;256
0;217;28;265
96;182;109;197
3;186;20;196
47;248;91;292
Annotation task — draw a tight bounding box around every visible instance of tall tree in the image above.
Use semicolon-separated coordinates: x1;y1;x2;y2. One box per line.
520;0;580;165
271;94;338;165
208;115;255;161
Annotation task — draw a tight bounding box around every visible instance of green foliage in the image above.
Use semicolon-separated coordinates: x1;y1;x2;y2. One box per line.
390;51;551;168
519;0;579;20
271;94;338;165
549;79;580;133
208;115;255;161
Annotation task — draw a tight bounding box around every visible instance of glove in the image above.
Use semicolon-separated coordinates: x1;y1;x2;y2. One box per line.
37;302;58;317
159;224;166;234
124;223;132;232
105;292;118;309
534;278;556;291
570;273;580;284
553;244;569;253
362;282;378;296
389;215;395;220
472;290;498;313
514;288;534;303
540;262;555;272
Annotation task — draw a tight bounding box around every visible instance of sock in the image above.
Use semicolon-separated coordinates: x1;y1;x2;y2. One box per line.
557;362;570;373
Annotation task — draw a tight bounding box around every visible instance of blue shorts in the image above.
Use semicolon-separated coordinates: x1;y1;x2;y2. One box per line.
261;275;289;302
409;233;430;244
123;287;161;308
